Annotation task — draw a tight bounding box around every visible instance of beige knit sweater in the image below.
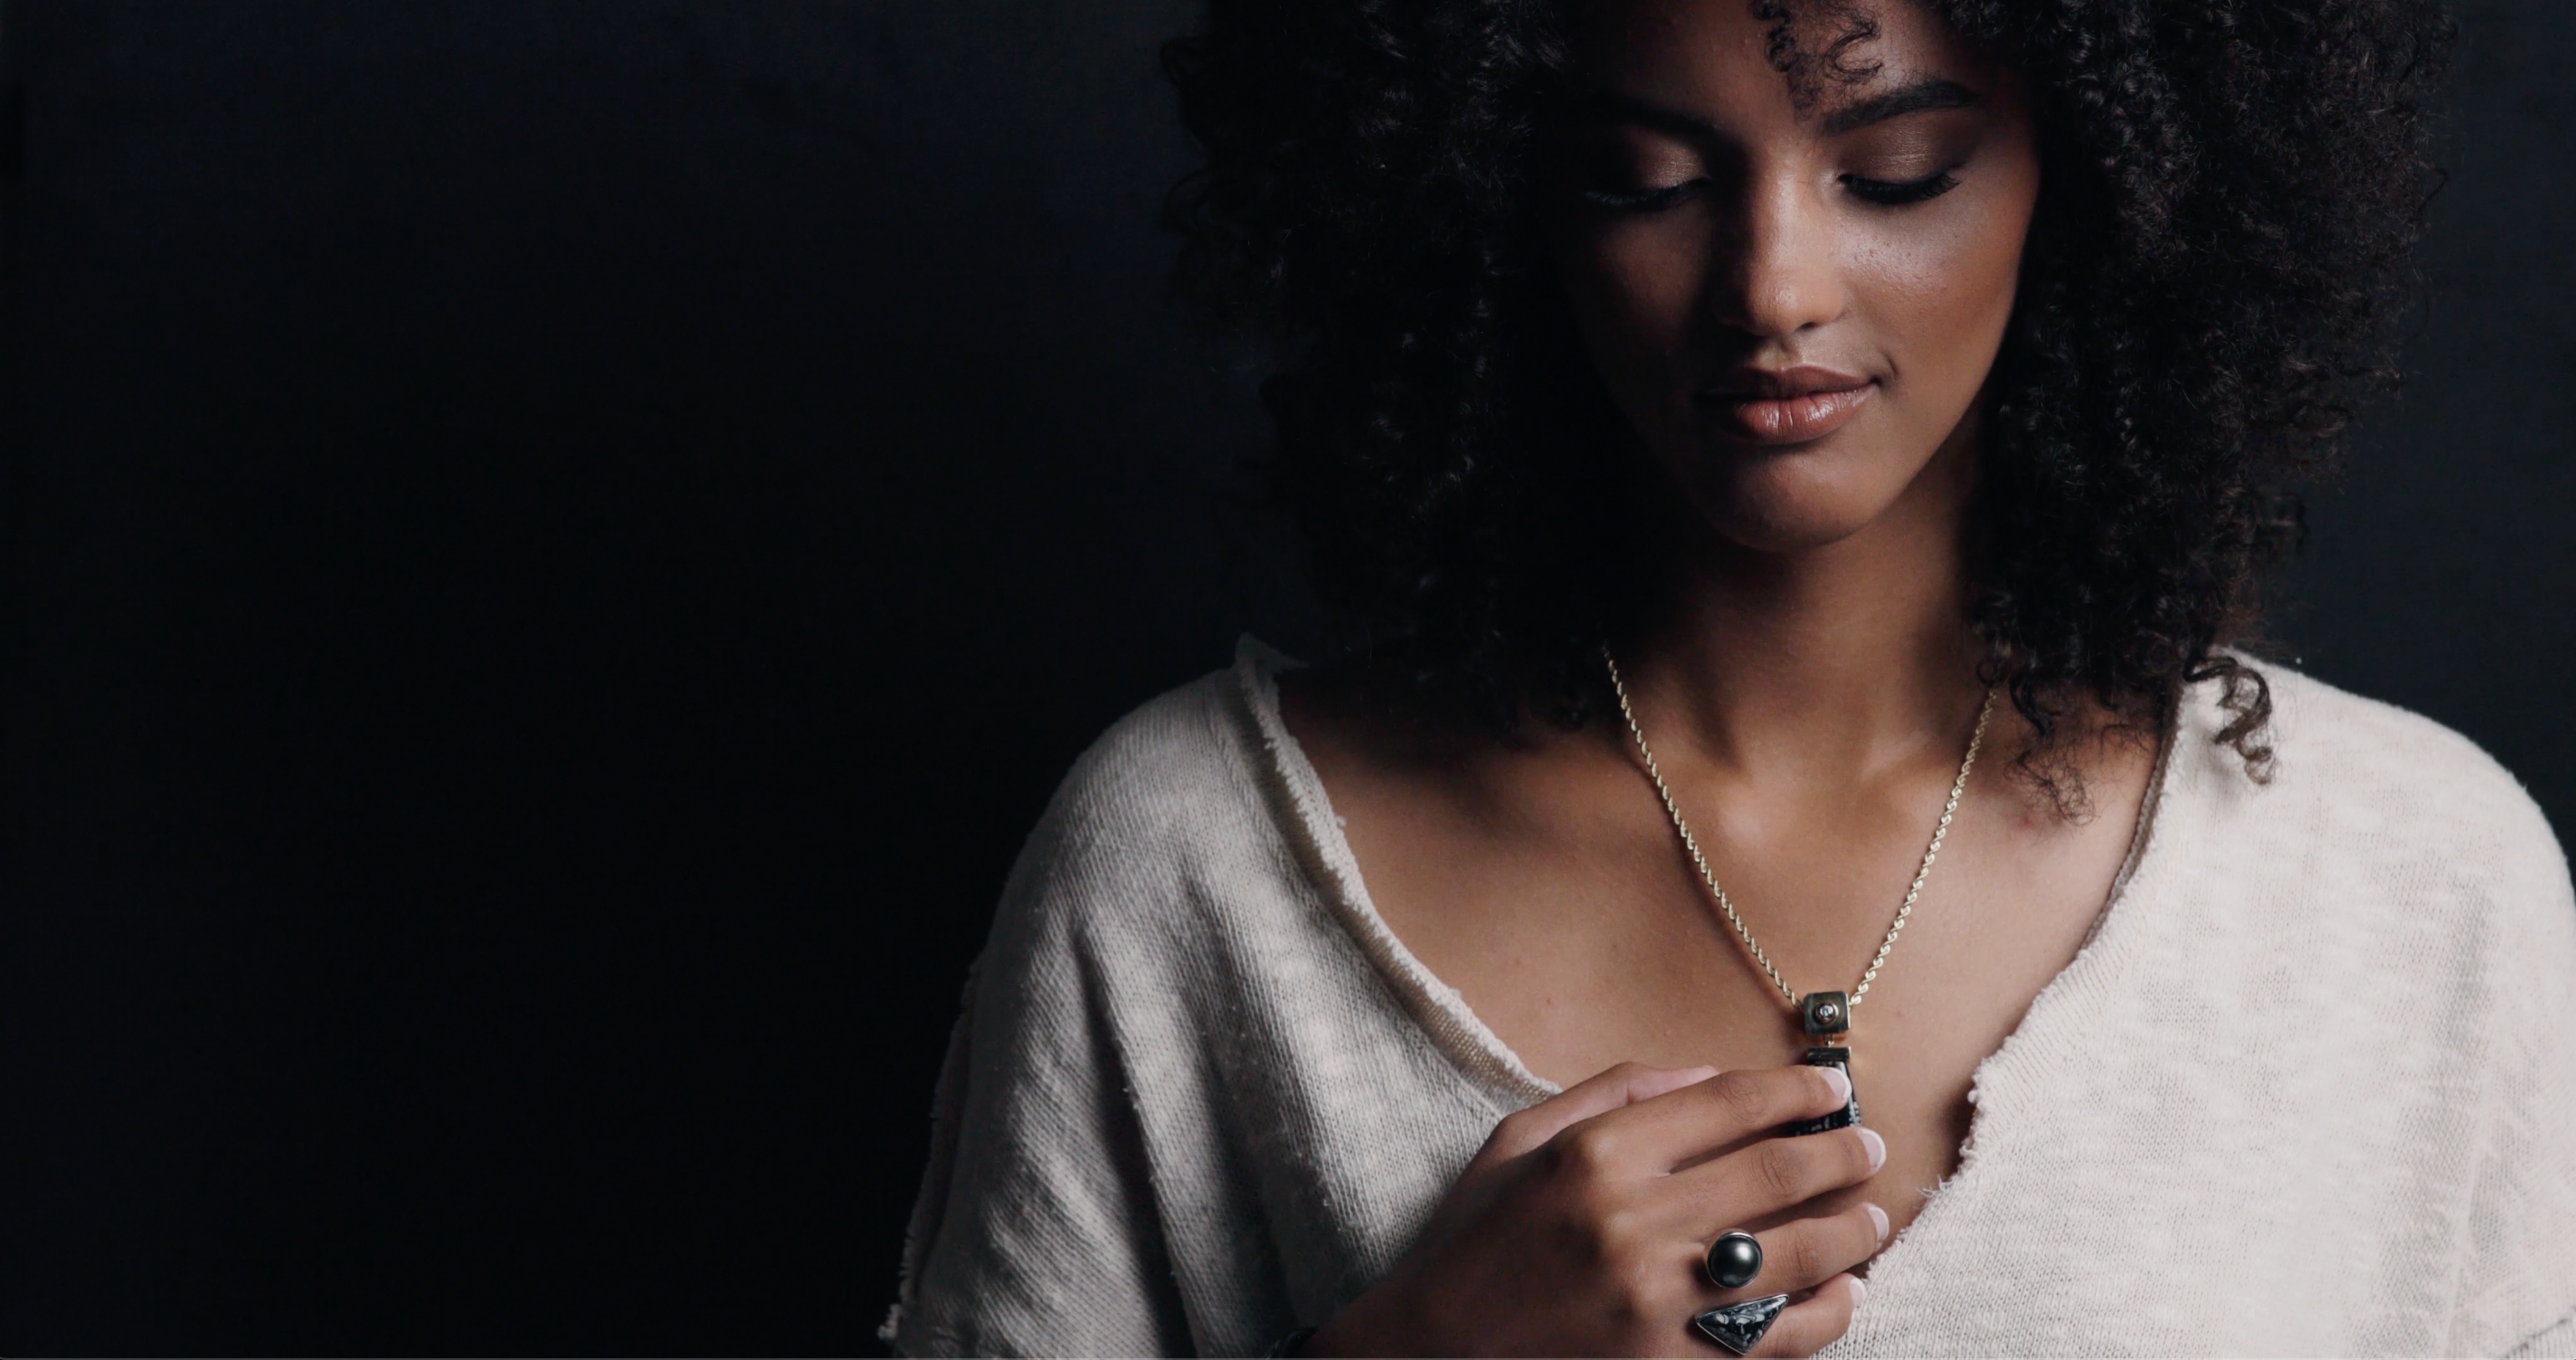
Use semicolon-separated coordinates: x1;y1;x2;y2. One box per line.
884;638;2576;1357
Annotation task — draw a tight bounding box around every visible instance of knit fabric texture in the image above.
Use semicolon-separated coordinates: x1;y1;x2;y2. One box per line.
883;637;2576;1357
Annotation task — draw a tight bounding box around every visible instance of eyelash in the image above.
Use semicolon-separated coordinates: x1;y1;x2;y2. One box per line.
1579;183;1700;212
1578;168;1963;212
1841;170;1962;205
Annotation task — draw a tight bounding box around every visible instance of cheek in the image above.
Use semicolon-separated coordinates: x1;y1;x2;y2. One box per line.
1560;222;1708;376
1853;185;2037;402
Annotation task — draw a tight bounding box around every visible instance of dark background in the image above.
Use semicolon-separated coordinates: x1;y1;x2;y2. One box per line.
0;0;2566;1352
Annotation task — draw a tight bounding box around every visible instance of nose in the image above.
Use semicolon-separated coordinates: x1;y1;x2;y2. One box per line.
1706;173;1847;339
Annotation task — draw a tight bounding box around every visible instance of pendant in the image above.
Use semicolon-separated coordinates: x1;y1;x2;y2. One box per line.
1788;1045;1860;1134
1786;991;1861;1135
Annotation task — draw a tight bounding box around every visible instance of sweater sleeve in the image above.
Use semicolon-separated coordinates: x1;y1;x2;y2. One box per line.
2449;793;2576;1357
879;770;1196;1358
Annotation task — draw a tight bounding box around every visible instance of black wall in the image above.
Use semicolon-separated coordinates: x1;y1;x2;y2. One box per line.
0;0;2565;1352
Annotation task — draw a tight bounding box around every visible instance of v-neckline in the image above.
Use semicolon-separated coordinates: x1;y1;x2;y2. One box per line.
1232;635;2185;1274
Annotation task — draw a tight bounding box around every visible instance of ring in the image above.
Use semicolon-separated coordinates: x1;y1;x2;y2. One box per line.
1704;1230;1763;1290
1693;1294;1791;1355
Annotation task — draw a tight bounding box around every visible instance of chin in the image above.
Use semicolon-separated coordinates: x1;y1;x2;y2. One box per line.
1705;505;1881;554
1671;449;1906;556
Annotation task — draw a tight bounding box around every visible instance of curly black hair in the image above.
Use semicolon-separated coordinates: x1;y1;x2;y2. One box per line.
1162;0;2450;794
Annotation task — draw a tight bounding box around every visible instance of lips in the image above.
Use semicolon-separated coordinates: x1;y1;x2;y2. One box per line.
1696;365;1877;445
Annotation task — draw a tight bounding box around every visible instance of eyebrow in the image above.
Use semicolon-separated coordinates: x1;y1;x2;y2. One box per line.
1819;78;1981;135
1567;90;1726;143
1567;77;1982;140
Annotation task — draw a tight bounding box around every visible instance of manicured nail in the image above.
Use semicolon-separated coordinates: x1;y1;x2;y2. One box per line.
1818;1066;1852;1103
1858;1127;1886;1172
1865;1203;1889;1242
1849;1275;1870;1308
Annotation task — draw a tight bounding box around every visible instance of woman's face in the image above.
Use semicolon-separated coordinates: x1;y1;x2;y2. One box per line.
1548;0;2041;555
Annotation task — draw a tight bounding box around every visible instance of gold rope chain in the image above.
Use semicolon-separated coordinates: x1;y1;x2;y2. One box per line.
1603;646;1997;1013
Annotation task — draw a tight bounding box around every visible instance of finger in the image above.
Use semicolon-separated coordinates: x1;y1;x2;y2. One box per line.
1741;1274;1864;1357
1708;1203;1888;1303
1479;1062;1721;1163
1671;1123;1885;1228
1551;1064;1853;1176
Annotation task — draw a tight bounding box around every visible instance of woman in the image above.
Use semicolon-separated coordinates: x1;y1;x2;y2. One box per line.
885;0;2576;1353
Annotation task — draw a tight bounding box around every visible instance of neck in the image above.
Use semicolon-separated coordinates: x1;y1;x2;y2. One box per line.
1616;429;1989;785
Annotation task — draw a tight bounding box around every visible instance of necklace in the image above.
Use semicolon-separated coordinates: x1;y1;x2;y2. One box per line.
1603;646;1995;1133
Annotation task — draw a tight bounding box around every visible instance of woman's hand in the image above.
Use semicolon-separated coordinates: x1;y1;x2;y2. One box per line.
1303;1062;1888;1357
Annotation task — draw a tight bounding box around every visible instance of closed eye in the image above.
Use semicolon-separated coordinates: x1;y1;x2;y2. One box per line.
1580;179;1705;212
1841;169;1961;205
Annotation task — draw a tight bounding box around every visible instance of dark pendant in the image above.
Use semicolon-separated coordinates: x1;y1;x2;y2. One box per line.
1693;1293;1792;1355
1704;1230;1764;1290
1785;1045;1861;1135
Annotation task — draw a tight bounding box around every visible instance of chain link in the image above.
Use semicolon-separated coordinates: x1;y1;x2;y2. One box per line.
1604;646;1995;1015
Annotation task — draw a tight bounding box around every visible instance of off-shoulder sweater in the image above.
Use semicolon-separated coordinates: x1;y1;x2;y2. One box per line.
885;638;2576;1357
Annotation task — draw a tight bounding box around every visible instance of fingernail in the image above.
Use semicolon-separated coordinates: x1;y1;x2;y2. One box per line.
1858;1127;1886;1172
1849;1275;1870;1308
1818;1066;1852;1103
1865;1203;1889;1242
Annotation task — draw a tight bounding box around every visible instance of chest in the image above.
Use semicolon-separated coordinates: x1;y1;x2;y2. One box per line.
1197;868;2477;1356
1187;812;2474;1356
1332;755;2150;1236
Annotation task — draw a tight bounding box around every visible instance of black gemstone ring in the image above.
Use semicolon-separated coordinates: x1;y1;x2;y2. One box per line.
1704;1230;1764;1290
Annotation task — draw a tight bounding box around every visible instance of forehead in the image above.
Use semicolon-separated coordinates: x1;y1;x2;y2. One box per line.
1571;0;1979;128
